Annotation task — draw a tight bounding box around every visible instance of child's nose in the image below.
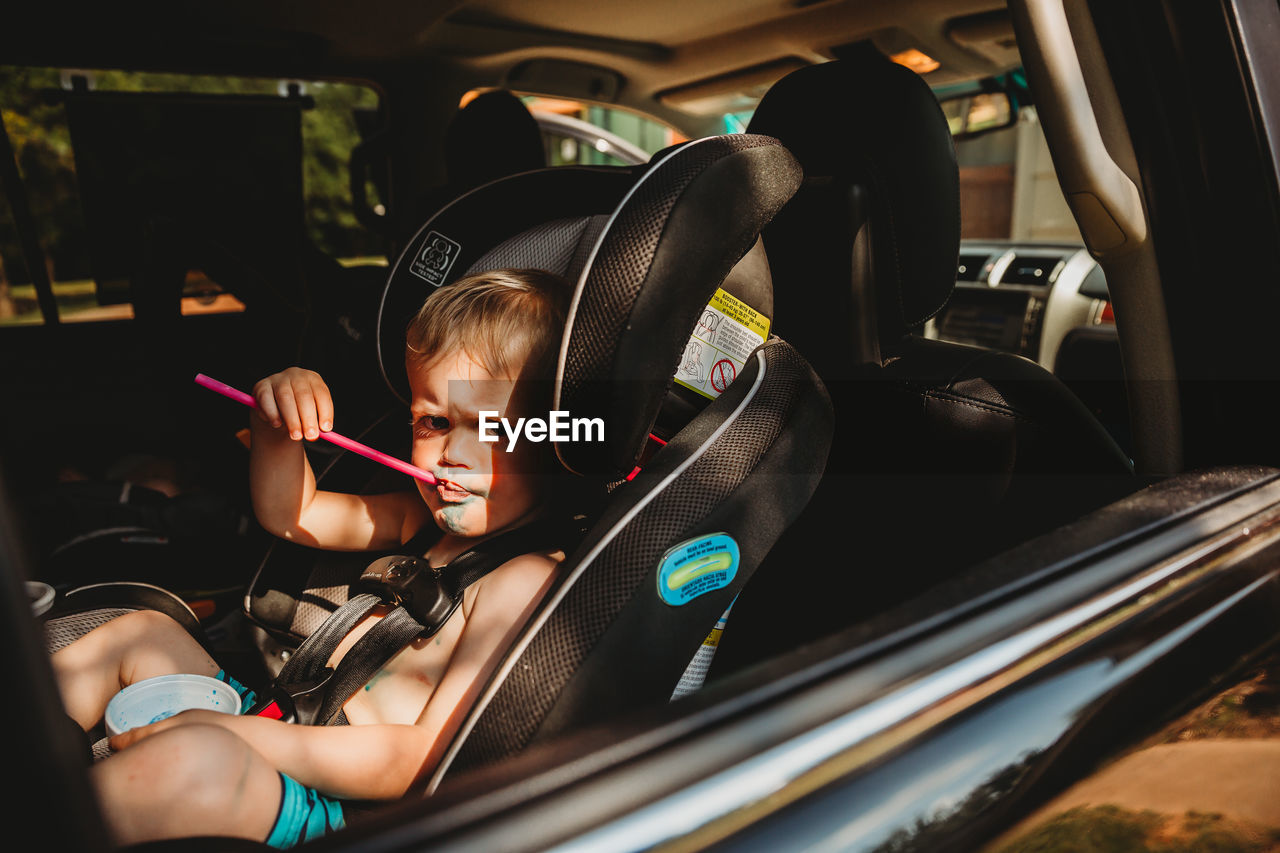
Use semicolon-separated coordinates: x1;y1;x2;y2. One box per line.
415;434;473;472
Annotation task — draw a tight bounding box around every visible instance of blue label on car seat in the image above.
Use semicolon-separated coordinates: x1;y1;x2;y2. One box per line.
657;533;739;606
409;230;461;286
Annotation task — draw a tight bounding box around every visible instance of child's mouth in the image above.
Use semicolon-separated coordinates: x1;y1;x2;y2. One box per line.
436;481;472;502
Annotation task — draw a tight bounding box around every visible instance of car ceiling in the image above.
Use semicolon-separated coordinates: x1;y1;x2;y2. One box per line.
6;0;1017;128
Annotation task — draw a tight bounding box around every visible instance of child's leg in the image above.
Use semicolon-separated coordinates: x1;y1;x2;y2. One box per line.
91;723;282;845
52;610;220;730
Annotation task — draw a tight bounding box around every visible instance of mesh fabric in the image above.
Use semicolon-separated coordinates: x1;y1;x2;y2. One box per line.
453;342;808;769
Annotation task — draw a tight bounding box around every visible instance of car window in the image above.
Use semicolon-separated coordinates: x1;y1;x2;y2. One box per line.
954;104;1081;242
0;67;383;327
522;96;683;166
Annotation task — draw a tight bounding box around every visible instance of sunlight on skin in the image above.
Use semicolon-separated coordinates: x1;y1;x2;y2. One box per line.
408;350;549;563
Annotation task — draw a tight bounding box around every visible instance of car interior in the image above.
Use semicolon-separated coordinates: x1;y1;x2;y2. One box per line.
3;0;1280;849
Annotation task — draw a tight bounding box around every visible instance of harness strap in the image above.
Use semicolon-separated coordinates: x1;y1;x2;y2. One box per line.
255;516;574;725
314;606;433;725
276;593;383;686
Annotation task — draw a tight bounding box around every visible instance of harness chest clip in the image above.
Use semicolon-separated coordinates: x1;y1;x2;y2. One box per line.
358;555;459;629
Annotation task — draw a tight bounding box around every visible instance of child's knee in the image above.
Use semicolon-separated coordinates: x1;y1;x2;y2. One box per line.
94;725;281;843
112;609;189;644
63;610;187;659
55;610;172;672
161;726;278;817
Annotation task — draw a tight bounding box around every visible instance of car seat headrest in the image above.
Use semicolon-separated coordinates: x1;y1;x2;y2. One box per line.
446;90;545;192
377;135;802;479
747;56;959;356
378;166;635;402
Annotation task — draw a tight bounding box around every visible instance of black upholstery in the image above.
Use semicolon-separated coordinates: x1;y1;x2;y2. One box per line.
446;90;545;190
747;56;960;365
411;90;547;232
553;136;802;476
713;56;1136;674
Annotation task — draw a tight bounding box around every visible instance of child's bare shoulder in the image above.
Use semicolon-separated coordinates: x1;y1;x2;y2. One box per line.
463;547;564;619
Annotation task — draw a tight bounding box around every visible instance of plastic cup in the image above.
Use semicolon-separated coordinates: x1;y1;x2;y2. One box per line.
26;581;54;617
104;673;242;737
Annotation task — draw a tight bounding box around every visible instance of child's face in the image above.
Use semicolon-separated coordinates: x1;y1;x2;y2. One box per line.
407;347;550;540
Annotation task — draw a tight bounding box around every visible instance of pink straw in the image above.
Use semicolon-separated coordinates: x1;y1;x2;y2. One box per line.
194;374;440;486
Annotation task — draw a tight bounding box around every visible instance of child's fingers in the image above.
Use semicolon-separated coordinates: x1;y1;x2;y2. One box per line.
274;381;305;440
252;368;329;439
252;380;283;428
312;376;334;434
290;378;322;441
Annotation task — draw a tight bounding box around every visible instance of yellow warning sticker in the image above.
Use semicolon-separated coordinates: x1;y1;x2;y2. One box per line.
673;288;771;400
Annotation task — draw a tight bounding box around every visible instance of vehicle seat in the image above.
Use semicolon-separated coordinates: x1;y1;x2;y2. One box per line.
244;135;833;791
410;89;546;234
713;55;1136;672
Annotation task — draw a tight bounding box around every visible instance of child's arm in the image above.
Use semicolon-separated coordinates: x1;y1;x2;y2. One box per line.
112;551;561;799
249;368;428;550
408;550;562;765
112;713;435;800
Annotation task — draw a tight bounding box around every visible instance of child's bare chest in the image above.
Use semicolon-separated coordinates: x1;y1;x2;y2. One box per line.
323;599;468;726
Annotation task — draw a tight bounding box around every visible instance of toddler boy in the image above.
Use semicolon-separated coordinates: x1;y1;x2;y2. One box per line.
52;268;573;847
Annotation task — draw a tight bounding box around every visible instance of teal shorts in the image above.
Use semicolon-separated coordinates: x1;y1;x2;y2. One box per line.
214;670;346;848
267;772;346;848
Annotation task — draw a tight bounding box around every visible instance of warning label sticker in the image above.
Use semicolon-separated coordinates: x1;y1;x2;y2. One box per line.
673;288;770;400
409;231;461;287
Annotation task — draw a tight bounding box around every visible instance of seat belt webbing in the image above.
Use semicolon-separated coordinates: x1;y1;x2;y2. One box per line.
314;606;427;724
263;517;573;725
276;592;383;687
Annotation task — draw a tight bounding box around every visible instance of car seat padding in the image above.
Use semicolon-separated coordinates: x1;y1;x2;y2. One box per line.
441;339;831;779
378;167;636;404
554;137;802;476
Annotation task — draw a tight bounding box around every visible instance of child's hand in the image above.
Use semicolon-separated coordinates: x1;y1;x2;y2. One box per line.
252;368;335;442
108;709;252;752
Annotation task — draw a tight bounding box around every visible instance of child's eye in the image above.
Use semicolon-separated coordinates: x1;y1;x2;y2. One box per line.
413;415;450;434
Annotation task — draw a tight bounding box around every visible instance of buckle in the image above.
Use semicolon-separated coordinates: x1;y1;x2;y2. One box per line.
248;671;334;725
358;555;458;628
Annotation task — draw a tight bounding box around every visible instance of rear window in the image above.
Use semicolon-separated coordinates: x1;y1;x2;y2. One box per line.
524;97;682;166
0;67;384;326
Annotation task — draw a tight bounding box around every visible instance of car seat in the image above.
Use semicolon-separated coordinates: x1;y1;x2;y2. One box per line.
711;54;1137;673
248;162;641;658
242;134;833;791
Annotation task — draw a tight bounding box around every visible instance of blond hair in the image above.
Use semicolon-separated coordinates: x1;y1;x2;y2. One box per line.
405;268;570;380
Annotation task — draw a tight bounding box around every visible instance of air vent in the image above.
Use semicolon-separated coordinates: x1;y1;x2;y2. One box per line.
957;252;994;282
999;253;1063;285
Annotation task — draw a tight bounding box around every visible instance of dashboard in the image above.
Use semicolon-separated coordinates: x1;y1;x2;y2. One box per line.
928;241;1111;371
928;240;1129;452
